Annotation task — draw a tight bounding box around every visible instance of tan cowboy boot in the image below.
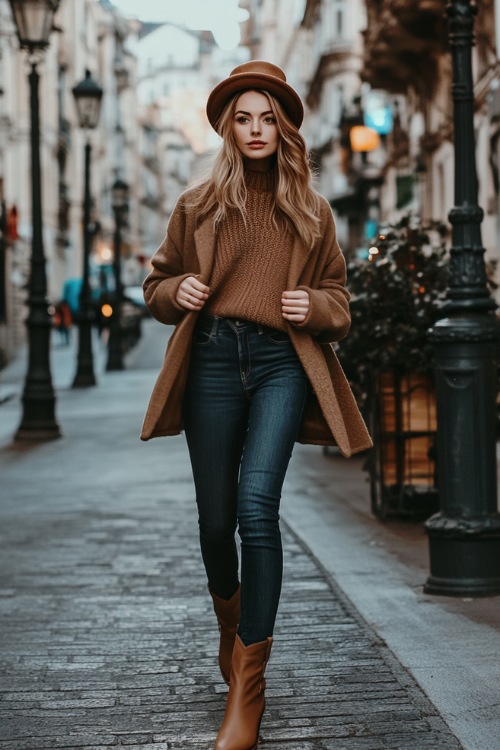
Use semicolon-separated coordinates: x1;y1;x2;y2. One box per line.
209;586;240;684
214;634;273;750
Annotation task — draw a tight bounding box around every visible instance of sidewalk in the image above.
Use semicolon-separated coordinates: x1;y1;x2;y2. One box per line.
0;321;498;750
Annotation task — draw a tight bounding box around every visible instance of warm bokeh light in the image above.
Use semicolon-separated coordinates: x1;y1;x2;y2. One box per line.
350;125;381;153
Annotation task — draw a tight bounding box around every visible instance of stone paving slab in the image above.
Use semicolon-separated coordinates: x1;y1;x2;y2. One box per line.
0;324;463;749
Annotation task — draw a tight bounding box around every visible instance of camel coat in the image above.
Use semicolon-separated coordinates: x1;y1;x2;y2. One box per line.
140;187;372;458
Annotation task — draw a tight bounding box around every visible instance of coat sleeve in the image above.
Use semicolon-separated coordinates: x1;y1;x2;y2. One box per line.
294;199;351;343
142;196;195;325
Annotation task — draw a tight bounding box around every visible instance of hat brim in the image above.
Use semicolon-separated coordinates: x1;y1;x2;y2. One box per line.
206;72;304;132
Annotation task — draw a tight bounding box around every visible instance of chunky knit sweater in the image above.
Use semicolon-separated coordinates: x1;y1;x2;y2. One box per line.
204;168;292;330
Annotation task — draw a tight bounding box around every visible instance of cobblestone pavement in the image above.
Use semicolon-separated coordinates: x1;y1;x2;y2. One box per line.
0;323;463;749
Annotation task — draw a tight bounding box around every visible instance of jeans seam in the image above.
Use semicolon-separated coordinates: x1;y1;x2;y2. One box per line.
238;332;251;395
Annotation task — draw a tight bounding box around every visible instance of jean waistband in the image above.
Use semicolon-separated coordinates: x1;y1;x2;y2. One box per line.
196;314;285;337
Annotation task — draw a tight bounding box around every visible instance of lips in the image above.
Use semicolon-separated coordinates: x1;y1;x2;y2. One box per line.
248;141;266;146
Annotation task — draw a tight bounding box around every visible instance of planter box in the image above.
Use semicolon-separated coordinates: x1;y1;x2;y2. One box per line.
368;371;439;519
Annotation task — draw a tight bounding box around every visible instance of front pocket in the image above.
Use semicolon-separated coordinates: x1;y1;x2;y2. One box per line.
192;329;213;346
264;331;291;344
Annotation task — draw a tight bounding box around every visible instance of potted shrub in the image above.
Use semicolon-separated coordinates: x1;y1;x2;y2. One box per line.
337;214;449;518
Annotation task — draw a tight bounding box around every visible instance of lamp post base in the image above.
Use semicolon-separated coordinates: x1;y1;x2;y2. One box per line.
72;313;96;388
15;425;62;442
424;513;500;596
15;405;61;442
106;311;124;371
15;303;61;442
73;372;96;388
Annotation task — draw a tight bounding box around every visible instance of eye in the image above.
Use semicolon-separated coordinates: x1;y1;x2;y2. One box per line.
264;117;276;124
236;116;249;124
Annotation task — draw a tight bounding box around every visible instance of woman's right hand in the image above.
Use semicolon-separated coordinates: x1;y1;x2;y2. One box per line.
176;276;210;311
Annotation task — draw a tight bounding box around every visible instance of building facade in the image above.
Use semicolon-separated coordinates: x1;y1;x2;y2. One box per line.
0;0;141;367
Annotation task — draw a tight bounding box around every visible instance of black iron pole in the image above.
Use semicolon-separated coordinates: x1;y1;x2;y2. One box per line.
72;139;96;387
424;0;500;596
15;62;61;440
106;208;124;371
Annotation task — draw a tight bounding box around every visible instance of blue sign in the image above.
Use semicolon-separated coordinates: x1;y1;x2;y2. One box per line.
365;219;378;241
364;106;393;135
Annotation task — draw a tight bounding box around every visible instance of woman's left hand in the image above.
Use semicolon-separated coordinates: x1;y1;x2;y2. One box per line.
281;290;310;323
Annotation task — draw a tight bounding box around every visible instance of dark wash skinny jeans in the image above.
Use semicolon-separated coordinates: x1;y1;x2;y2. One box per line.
183;314;308;645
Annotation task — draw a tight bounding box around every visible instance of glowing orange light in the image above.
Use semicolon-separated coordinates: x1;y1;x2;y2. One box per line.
101;303;113;318
350;126;381;152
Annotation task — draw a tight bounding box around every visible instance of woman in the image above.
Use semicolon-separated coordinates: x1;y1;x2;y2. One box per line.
141;61;371;750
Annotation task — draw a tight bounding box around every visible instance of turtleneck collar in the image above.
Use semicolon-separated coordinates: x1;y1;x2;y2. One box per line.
244;166;274;193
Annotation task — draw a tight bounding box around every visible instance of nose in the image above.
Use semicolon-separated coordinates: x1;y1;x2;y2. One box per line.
251;118;261;135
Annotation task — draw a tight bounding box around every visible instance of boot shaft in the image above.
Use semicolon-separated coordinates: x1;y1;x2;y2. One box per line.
214;635;273;750
209;586;240;631
209;586;241;685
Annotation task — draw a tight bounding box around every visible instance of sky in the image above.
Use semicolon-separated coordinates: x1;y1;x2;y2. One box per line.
111;0;249;50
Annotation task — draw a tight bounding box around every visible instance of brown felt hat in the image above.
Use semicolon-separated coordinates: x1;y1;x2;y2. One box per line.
206;60;304;132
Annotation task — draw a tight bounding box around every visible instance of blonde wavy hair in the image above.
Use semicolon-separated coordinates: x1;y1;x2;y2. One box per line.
189;90;322;247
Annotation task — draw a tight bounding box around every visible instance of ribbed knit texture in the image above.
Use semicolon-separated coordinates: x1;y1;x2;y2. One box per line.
205;168;292;331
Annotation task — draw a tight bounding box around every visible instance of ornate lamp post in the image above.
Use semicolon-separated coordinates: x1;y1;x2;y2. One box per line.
71;69;103;387
425;0;500;596
106;178;129;371
8;0;61;440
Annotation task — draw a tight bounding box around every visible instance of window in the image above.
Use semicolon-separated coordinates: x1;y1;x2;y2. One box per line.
333;0;345;38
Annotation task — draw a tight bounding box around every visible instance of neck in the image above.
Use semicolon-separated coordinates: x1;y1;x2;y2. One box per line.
243;156;275;172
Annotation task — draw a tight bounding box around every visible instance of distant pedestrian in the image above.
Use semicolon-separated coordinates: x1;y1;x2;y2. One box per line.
53;300;72;346
141;60;372;749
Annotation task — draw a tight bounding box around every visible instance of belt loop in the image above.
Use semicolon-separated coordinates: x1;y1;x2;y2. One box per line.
257;324;264;335
211;316;219;336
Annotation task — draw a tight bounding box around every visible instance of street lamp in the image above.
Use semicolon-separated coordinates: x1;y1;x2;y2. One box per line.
71;69;103;387
8;0;61;440
9;0;58;47
425;0;500;596
106;178;129;371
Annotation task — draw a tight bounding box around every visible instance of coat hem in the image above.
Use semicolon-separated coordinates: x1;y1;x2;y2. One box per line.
140;429;182;441
297;436;373;458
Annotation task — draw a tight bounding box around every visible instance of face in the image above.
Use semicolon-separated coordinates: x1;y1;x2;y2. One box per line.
232;90;279;169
